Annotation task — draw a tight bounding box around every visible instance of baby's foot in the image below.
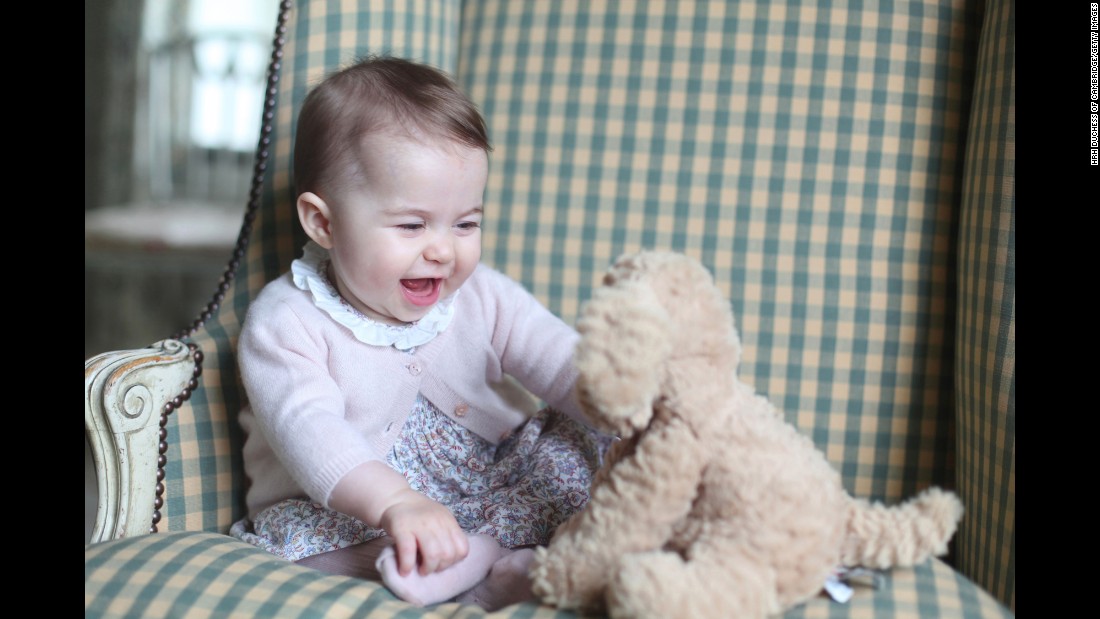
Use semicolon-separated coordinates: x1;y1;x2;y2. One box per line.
455;547;538;611
375;534;504;607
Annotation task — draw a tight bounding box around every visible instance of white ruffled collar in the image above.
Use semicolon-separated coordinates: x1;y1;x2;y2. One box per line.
291;242;458;352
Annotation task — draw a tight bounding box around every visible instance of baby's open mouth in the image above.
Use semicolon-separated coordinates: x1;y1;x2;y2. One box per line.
400;278;442;307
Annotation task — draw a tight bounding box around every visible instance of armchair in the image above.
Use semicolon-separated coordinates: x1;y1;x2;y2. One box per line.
86;1;1015;617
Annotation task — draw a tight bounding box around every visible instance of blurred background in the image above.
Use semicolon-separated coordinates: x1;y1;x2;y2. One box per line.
85;0;278;360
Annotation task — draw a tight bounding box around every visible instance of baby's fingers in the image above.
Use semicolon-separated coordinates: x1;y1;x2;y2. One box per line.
450;528;470;564
391;531;419;576
417;530;458;575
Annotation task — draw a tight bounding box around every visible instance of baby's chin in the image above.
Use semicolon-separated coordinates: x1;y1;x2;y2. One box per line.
371;309;425;326
381;302;438;326
353;301;422;326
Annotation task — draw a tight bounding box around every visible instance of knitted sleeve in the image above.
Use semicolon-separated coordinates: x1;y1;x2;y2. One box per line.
478;266;588;424
237;283;380;507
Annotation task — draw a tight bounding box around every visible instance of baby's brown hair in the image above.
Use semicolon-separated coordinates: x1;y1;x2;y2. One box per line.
293;55;490;199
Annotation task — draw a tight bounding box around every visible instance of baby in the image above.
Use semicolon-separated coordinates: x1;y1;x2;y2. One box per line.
229;55;606;611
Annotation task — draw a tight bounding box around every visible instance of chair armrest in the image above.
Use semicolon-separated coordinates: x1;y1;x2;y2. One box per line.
85;340;197;543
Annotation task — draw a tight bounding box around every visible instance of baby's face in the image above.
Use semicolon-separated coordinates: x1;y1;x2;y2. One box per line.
323;132;488;325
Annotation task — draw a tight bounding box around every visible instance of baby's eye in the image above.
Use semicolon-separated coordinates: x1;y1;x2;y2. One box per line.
456;221;481;231
397;223;425;231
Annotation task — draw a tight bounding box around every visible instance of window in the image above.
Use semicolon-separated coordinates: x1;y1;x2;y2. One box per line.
85;0;278;358
135;0;277;203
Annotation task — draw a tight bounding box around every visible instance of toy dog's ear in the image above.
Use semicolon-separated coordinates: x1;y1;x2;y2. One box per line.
608;250;743;371
574;281;671;436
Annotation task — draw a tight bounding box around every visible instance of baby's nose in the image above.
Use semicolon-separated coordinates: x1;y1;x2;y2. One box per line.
423;233;455;263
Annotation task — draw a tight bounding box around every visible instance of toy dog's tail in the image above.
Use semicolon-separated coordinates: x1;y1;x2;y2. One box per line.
839;487;964;569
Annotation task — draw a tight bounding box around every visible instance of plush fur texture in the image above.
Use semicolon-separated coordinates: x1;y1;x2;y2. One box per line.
529;250;964;619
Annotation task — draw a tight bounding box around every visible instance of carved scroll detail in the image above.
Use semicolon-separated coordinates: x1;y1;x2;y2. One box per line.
85;340;194;543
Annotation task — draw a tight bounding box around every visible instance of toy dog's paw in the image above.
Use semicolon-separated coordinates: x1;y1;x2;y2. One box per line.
606;552;683;619
528;546;562;603
530;545;608;612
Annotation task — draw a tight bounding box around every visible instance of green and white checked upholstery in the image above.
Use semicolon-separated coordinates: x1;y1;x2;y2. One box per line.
86;532;1009;619
466;0;973;503
954;0;1015;611
86;0;1015;616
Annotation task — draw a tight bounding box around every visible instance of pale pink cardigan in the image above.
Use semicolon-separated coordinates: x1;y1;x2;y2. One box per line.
237;263;585;519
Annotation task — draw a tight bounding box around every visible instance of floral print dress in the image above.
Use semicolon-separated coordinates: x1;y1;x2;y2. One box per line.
231;396;605;560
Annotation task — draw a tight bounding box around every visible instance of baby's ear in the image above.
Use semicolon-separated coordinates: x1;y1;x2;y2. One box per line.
297;192;334;249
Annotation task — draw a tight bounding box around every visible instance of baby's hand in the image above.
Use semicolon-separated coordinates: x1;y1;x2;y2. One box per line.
379;490;470;576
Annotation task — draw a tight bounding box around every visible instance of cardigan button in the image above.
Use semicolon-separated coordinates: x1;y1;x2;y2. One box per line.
454;404;469;417
407;363;422;376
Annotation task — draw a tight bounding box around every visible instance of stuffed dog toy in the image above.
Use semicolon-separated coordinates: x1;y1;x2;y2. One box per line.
530;250;964;618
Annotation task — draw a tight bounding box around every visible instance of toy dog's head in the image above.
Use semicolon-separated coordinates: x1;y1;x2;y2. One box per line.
573;250;741;437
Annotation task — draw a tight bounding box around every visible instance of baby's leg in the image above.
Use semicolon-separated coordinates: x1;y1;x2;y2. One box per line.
294;536;390;580
454;546;538;611
376;533;507;607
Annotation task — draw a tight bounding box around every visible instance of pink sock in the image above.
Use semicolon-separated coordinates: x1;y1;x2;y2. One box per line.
375;534;506;607
454;547;538;611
